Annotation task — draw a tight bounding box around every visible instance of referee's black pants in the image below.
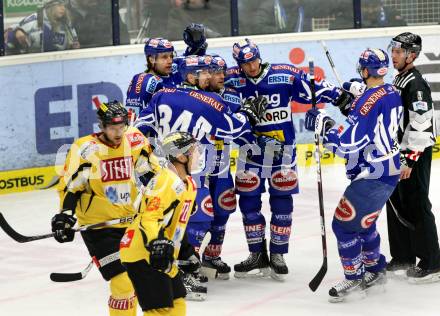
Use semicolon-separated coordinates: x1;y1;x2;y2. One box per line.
386;146;440;270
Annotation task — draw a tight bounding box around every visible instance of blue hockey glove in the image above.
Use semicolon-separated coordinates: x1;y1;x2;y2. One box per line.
51;209;76;243
342;78;366;98
183;23;208;56
305;108;335;135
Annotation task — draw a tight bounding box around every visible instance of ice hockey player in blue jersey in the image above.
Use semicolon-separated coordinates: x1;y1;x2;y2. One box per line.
192;54;243;279
135;55;265;286
126;37;176;116
225;38;352;281
208;55;242;113
305;48;403;302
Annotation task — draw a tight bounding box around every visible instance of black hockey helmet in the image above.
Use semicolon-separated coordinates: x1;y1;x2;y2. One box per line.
389;32;422;57
161;131;198;162
96;100;129;126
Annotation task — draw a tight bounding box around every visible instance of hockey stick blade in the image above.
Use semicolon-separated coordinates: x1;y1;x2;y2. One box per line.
50;261;94;282
0;212;54;243
309;258;328;292
37;175;60;190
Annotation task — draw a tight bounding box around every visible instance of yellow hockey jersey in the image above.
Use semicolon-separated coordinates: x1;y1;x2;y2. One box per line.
58;126;160;227
119;167;197;278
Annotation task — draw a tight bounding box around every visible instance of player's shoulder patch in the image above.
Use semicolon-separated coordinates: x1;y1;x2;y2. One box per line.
223;92;241;105
145;75;163;94
225;76;247;88
172;177;186;195
337;120;351;136
77;138;100;160
125;130;145;148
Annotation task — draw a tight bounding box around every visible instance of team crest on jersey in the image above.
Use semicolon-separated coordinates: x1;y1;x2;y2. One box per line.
218;189;236;211
335;197;356;222
235;170;260;192
361;210;381;229
120;230;135;248
270;169;297;191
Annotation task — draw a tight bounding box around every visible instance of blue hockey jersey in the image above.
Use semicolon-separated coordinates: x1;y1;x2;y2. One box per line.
225;63;341;146
126;73;173;115
218;87;242;113
324;83;403;184
134;87;254;147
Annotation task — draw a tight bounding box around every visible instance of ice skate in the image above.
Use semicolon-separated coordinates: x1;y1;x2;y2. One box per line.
202;257;231;280
234;251;270;279
407;266;440;284
386;259;414;278
269;253;288;281
182;272;207;301
328;279;366;303
364;270;387;295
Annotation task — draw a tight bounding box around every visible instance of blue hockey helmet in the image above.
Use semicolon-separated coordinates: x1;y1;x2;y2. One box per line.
357;48;389;77
179;55;212;79
209;54;227;72
232;38;261;66
144;38;174;57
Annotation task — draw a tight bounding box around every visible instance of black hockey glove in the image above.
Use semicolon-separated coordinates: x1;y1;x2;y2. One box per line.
51;210;76;243
183;23;208;56
240;95;267;126
147;229;175;273
332;89;353;116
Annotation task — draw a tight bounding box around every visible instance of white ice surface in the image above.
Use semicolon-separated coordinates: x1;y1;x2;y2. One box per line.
1;162;440;316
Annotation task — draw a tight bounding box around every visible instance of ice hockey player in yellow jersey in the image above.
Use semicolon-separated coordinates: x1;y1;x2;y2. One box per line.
120;131;200;316
51;100;159;316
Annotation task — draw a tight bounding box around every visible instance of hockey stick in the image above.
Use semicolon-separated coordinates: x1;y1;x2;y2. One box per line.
36;175;60;190
388;198;415;231
50;260;94;282
308;59;328;292
320;40;343;87
50;229;214;282
0;212;135;243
